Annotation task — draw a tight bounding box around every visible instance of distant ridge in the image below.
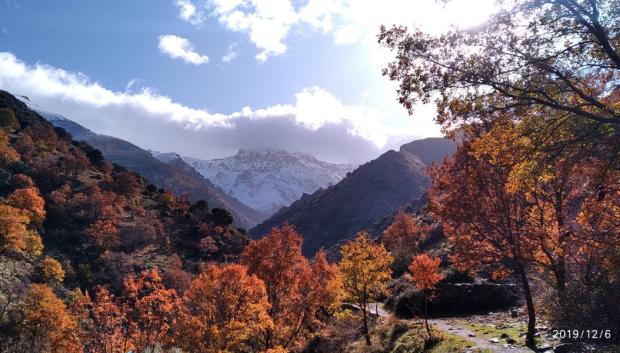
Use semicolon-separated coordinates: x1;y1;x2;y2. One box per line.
250;137;456;256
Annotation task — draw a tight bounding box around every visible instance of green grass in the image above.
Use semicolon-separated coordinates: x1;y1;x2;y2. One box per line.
388;325;492;353
345;318;493;353
460;321;526;346
424;333;492;353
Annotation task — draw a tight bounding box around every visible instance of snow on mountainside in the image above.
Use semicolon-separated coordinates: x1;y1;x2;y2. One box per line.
184;150;353;216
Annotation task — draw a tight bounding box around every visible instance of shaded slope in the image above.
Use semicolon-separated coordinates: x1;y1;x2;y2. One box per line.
38;110;264;228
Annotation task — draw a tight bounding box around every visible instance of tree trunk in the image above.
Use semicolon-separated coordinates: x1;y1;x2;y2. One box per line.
362;304;372;345
555;260;567;293
424;296;432;340
518;265;537;351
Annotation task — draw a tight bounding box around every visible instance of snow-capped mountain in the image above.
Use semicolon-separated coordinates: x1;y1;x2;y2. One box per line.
184;150;353;216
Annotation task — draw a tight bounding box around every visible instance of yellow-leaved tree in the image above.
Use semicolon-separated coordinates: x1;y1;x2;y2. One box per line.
339;231;392;345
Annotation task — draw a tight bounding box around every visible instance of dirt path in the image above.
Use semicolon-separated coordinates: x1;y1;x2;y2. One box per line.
366;303;533;353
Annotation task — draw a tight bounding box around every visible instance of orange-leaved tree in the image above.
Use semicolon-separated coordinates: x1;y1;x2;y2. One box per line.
8;187;46;226
408;254;443;340
242;225;343;351
428;134;539;349
383;209;428;273
122;268;182;353
174;263;272;353
0;186;45;256
86;287;127;353
339;231;393;345
18;283;82;353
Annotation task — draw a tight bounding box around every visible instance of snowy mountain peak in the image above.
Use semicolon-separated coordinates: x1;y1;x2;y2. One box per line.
184;149;353;216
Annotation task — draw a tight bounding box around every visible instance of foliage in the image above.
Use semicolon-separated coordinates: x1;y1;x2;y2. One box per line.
122;269;182;353
408;254;444;340
174;263;272;353
340;231;392;345
409;255;443;292
242;225;344;351
18;284;81;353
379;0;620;156
39;256;65;284
383;210;428;274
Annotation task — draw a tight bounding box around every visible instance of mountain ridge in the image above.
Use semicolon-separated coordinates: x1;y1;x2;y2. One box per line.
250;137;456;256
184;149;353;216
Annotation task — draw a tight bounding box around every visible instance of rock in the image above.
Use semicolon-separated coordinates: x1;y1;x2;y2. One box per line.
489;338;500;343
537;345;554;352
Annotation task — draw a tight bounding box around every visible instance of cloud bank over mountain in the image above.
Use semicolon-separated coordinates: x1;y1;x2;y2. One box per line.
0;52;430;164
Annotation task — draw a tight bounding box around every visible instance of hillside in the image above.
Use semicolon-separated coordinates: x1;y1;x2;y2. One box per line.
250;138;455;256
0;90;249;294
184;150;352;216
35;108;264;228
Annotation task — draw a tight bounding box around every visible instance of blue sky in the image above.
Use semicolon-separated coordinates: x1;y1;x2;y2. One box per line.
0;0;495;163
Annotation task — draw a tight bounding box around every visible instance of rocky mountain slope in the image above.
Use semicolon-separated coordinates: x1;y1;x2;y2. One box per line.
29;103;264;228
250;138;456;256
184;150;352;216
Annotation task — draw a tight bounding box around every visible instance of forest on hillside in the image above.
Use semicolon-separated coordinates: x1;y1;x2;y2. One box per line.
0;0;619;353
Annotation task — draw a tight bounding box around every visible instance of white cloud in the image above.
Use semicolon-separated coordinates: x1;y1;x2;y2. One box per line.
222;43;239;63
212;0;298;62
177;0;496;61
158;34;209;65
175;0;205;26
0;52;438;163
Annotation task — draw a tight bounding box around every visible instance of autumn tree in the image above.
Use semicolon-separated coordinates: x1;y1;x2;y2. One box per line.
428;137;539;349
242;225;342;350
174;263;272;353
379;0;620;164
85;287;127;353
339;231;393;345
162;254;192;296
109;170;142;197
18;283;81;353
8;187;46;226
0;204;43;256
408;254;444;340
0;130;20;165
122;269;181;353
38;256;65;285
304;250;344;322
81;186;126;251
383;210;428;273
